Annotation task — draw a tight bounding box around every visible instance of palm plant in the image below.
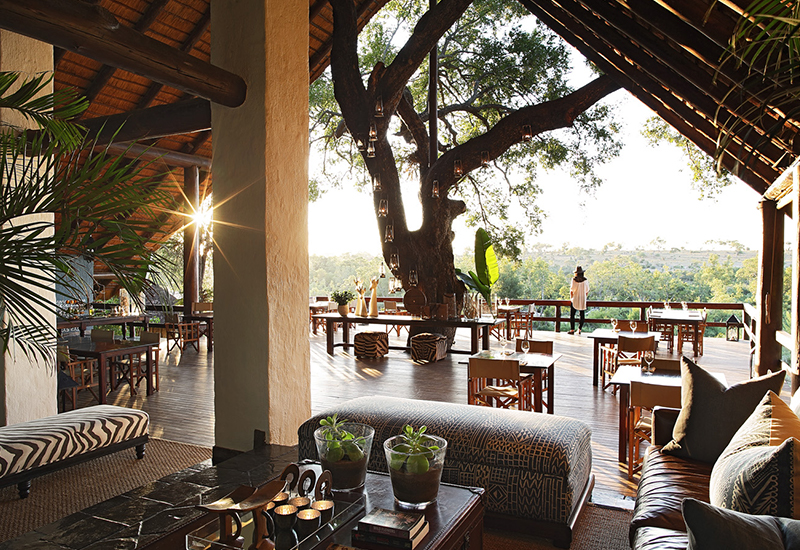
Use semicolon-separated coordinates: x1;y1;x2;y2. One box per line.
0;71;176;362
716;1;800;173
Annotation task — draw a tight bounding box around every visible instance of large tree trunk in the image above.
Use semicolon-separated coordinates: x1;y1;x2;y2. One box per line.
328;0;621;314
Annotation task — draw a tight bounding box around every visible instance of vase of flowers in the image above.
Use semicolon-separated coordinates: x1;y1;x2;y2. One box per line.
331;290;355;316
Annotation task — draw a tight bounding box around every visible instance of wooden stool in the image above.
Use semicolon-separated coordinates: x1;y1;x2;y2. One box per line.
410;333;447;363
354;331;389;358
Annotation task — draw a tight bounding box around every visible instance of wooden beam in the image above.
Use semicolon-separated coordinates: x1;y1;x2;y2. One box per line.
0;0;246;107
755;198;784;376
80;98;211;145
105;143;211;170
518;0;775;192
136;7;211;109
544;0;787;184
83;0;169;104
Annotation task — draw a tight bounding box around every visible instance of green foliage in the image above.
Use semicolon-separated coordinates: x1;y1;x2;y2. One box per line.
456;228;499;307
0;71;177;362
642;117;733;199
330;289;356;305
318;414;367;463
388;424;440;474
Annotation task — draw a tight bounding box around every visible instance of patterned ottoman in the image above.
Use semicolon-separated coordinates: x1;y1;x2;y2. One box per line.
298;396;593;548
410;332;447;363
354;331;389;358
0;405;149;498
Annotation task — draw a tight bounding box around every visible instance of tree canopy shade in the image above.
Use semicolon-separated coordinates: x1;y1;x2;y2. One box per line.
0;72;176;362
311;0;622;308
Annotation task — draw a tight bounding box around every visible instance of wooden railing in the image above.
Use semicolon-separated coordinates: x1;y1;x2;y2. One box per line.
504;299;748;335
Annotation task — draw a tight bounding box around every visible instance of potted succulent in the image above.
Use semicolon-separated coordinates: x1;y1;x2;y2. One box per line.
330;290;355;316
313;414;374;490
383;425;448;509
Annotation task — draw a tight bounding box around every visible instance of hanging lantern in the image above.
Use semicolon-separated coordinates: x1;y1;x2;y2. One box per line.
453;159;463;177
369;122;378;141
388;277;397;293
431;180;440;199
521;124;532;141
384;222;394;243
726;315;741;341
389;252;400;270
408;269;418;287
375;96;384;118
379;263;386;278
378;199;388;217
372;173;382;191
356;138;365;151
366;142;375;157
481;151;490;167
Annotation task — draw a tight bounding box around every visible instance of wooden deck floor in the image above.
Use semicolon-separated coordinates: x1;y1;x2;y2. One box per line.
99;323;772;508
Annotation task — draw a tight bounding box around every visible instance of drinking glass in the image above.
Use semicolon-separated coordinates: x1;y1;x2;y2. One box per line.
499;335;509;355
681;301;688;310
520;339;530;355
629;320;636;333
643;351;655;374
610;318;618;332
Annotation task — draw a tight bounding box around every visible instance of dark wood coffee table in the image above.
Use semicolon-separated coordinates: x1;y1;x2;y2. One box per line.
187;468;484;550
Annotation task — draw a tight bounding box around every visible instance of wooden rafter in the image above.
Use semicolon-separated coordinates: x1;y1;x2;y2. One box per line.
0;0;245;107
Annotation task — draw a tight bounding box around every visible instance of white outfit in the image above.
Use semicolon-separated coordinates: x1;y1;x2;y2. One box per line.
570;279;589;310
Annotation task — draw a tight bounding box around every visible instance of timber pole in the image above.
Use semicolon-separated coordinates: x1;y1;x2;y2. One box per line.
183;166;200;315
755;198;784;376
793;166;800;393
428;0;438;167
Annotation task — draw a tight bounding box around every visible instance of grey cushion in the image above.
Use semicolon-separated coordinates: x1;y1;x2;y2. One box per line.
710;391;800;518
682;498;800;550
297;396;592;524
662;358;785;463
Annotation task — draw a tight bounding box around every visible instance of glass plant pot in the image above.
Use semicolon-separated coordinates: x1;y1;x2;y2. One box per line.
383;434;447;509
314;423;374;490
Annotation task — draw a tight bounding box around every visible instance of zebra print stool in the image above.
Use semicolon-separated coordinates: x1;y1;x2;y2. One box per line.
0;405;149;498
410;332;447;363
354;331;389;358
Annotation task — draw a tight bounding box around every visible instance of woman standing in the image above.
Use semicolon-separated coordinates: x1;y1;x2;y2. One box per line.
569;266;589;335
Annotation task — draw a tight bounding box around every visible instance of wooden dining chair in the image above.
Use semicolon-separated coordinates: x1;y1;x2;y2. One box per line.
515;338;554;354
57;345;100;410
192;302;213;313
467;357;532;411
601;335;655;392
165;314;201;353
649;320;675;352
628;380;681;479
90;329;114;342
131;331;161;394
677;322;706;355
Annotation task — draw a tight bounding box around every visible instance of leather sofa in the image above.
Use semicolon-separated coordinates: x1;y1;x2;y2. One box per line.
629;407;703;549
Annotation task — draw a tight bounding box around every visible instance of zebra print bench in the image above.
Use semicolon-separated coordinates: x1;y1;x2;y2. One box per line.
0;405;149;498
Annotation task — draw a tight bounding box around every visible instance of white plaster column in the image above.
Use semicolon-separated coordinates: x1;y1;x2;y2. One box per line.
0;31;57;425
211;0;310;453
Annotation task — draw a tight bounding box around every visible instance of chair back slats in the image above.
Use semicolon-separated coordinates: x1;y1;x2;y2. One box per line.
468;357;520;379
90;329;114;342
192;302;213;312
630;380;681;409
515;339;553;354
618;335;655;354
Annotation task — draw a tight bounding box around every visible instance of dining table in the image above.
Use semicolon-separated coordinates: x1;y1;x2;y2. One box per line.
470;349;561;414
586;329;661;386
649;308;705;356
57;314;148;338
64;337;159;403
608;365;726;463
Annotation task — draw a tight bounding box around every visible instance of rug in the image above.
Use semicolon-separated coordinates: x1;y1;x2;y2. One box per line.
485;505;634;550
0;437;212;542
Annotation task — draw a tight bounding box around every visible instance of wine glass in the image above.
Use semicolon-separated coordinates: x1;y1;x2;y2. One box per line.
499;335;509;355
681;301;688;310
520;339;530;355
643;351;655;374
629;320;636;333
610;318;618;332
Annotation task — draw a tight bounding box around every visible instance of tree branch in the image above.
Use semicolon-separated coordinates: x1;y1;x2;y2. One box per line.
432;75;621;192
396;87;430;173
329;0;370;139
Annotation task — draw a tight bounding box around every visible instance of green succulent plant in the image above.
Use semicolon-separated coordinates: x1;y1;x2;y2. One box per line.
330;290;355;306
318;414;366;462
388;425;440;474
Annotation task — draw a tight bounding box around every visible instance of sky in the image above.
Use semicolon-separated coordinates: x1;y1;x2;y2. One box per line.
308;89;765;258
